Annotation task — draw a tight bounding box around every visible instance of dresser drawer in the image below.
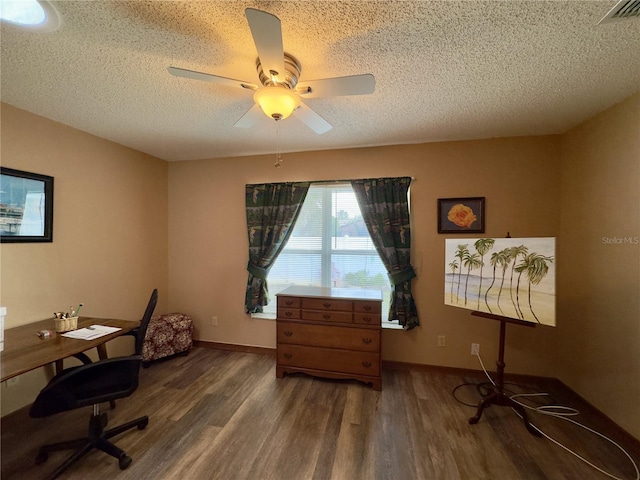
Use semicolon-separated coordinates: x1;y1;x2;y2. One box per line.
277;296;301;309
277;308;301;320
277;322;380;352
354;313;380;326
301;310;353;323
354;301;382;314
278;344;380;376
302;298;352;312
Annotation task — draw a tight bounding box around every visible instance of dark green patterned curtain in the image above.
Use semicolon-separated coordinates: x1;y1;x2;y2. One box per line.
351;177;419;330
245;182;310;313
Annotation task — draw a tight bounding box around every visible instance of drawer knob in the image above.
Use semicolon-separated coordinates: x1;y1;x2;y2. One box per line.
284;353;292;359
363;305;372;311
285;300;294;306
285;311;293;317
362;338;372;344
322;302;331;308
284;331;293;337
322;314;331;320
362;316;372;323
362;361;372;368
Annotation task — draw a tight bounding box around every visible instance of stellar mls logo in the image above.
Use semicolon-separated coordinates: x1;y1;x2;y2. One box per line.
602;236;639;245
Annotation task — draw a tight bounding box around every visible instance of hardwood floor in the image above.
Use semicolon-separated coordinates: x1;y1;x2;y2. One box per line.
2;347;639;480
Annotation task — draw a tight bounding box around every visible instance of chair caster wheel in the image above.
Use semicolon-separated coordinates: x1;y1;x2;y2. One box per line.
35;450;48;464
119;454;132;470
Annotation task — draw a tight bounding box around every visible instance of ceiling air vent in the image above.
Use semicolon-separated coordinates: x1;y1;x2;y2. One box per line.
598;0;640;24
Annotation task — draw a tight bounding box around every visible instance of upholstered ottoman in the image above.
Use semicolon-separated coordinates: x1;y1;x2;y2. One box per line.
142;313;193;365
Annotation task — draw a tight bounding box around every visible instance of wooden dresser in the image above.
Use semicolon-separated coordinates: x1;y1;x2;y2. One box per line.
276;286;383;390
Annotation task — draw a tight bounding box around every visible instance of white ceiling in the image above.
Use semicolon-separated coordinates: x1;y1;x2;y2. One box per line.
1;1;639;162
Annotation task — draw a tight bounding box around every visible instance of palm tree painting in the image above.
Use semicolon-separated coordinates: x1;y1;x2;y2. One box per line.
453;244;468;302
515;253;554;323
507;245;529;319
445;237;556;326
484;248;510;314
462;251;483;307
448;260;459;303
474;238;495;309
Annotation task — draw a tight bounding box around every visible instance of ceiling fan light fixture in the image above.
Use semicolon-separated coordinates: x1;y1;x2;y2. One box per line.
0;0;60;31
254;86;299;121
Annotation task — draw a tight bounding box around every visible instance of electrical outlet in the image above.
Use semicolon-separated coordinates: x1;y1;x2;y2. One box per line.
471;343;480;356
211;316;218;327
437;335;446;347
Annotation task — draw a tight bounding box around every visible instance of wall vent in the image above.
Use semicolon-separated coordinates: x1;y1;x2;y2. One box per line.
598;0;640;24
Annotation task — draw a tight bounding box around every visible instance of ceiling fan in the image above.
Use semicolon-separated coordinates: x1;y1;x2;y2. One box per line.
168;8;375;134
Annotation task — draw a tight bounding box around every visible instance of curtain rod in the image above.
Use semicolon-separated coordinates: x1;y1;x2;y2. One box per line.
246;177;416;187
308;176;416;185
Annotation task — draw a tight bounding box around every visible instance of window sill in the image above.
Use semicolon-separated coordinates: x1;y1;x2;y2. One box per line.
250;313;275;320
251;313;404;330
381;320;404;330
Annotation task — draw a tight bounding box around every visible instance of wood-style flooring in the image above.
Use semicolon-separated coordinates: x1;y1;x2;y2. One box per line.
2;347;639;480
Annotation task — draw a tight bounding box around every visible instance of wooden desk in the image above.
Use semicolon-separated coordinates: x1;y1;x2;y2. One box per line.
0;317;138;383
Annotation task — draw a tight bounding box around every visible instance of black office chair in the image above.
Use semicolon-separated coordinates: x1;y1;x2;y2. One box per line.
123;287;159;357
73;288;158;408
29;289;158;480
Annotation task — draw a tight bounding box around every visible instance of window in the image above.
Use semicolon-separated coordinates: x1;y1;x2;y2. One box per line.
263;183;393;322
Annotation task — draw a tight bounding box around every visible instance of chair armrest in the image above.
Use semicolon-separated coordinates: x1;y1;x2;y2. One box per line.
72;352;93;365
122;327;139;339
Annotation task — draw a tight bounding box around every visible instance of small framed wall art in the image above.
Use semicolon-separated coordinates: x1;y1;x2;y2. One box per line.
438;197;485;234
0;167;54;243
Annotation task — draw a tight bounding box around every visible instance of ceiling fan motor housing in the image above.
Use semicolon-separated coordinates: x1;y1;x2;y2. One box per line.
256;52;301;89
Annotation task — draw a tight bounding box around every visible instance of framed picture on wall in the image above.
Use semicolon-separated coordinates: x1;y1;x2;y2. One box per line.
438;197;485;234
0;167;54;243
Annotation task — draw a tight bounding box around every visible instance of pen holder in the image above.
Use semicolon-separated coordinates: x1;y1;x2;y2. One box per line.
55;316;78;333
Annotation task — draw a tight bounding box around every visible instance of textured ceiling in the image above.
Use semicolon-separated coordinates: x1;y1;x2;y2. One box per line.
1;1;639;161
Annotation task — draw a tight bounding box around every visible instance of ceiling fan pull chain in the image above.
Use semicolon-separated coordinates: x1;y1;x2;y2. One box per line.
274;121;283;168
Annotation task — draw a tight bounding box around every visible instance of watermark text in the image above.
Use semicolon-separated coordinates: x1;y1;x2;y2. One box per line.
602;236;639;245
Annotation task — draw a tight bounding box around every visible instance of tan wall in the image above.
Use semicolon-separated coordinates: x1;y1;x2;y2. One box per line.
3;93;637;439
557;93;640;439
168;136;561;377
0;103;169;415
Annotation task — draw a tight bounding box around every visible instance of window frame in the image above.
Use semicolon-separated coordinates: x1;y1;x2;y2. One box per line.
252;182;401;329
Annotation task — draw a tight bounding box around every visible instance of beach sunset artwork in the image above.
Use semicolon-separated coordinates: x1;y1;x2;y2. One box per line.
445;237;556;326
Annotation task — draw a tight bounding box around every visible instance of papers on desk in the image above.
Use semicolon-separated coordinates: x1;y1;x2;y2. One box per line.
62;325;122;340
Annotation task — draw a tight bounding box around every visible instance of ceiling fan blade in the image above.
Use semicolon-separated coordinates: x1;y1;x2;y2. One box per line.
293;101;332;134
296;74;375;98
234;104;264;129
245;8;285;82
168;66;257;90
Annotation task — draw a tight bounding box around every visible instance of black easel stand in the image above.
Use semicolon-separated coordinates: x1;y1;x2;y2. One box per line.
468;311;542;437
